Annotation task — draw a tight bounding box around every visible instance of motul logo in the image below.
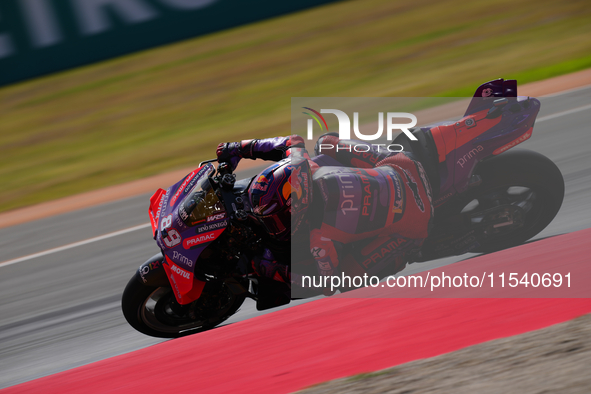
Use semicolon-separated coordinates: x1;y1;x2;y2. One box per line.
182;229;224;249
170;264;191;280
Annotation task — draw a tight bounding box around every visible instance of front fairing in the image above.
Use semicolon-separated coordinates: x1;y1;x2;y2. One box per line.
148;163;229;304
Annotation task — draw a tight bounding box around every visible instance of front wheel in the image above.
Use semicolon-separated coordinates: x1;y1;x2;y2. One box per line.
121;272;245;338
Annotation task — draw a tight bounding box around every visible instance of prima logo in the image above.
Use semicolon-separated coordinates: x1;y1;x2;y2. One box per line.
338;173;358;215
172;251;193;267
457;145;484;168
303;107;418;145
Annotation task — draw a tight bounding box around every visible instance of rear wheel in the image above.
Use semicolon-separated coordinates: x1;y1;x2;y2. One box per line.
449;149;564;253
121;272;245;338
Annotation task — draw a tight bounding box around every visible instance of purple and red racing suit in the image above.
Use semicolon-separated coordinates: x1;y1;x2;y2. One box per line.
217;134;433;292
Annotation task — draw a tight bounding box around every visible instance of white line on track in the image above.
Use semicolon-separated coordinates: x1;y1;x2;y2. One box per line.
543;83;591;98
1;99;589;269
537;103;591;123
0;223;151;268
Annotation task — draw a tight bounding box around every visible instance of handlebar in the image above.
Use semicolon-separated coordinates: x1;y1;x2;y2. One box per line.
199;158;218;167
199;158;233;176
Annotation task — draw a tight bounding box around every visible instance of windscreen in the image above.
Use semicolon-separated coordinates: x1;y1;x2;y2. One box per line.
179;177;226;227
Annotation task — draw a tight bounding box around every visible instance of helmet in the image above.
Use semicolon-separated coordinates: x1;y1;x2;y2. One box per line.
249;158;311;241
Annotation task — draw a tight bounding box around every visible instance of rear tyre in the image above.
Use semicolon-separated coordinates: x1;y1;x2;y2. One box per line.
121;272;245;338
446;149;564;253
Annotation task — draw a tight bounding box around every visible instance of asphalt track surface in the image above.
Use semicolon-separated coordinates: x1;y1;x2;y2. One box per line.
1;87;590;389
4;230;591;394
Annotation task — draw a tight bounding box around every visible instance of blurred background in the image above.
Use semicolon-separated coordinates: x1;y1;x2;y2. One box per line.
1;0;590;213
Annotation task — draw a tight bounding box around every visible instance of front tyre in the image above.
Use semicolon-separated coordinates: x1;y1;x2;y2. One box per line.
121;271;245;338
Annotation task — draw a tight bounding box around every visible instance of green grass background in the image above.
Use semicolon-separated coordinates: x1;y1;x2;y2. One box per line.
1;0;590;212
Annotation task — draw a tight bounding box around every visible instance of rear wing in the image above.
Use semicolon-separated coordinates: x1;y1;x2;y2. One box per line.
464;78;517;116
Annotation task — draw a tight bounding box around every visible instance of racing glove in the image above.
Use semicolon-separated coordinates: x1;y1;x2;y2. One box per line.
216;141;250;171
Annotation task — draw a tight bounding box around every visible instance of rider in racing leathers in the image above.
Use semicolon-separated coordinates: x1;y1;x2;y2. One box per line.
216;134;433;294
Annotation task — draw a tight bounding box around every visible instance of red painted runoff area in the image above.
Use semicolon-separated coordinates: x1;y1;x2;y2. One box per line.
5;229;591;394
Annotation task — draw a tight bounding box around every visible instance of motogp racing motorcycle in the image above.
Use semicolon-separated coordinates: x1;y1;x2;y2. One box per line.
122;79;564;338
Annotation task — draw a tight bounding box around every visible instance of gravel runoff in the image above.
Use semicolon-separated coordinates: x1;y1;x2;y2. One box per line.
297;312;591;394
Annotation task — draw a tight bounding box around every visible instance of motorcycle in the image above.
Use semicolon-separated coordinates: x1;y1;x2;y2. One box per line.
122;78;564;338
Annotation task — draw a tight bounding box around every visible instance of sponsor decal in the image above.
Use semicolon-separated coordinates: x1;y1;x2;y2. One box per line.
362;238;406;269
139;265;150;283
310;247;326;258
196;220;228;233
170;171;197;207
175;216;186;228
139;260;161;283
207;212;226;222
149;189;166;235
183;176;199;195
391;173;404;215
493;129;532;155
352;168;372;216
252;174;270;192
288;164;310;205
162;228;182;248
186;166;210;193
433;192;454;206
402;169;424;212
163;257;183;300
457;145;484;168
300;172;309;204
252;182;268;192
161;189;170;212
482;88;494;97
183;229;224;249
415;162;433;215
153;193;165;223
172;250;193;267
317;178;330;202
179;205;189;221
338;173;358;215
184;164;212;195
170;263;191;280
